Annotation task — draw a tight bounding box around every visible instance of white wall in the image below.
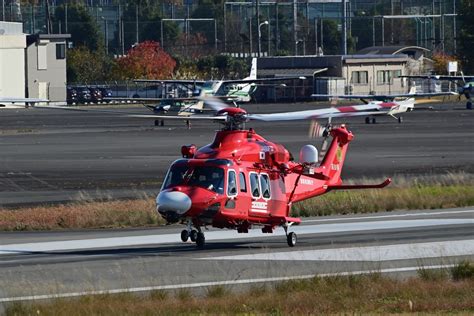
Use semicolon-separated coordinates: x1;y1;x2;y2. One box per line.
0;35;26;98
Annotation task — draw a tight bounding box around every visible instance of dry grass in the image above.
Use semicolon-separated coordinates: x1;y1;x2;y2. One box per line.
5;273;474;315
1;173;473;231
293;173;474;217
0;199;162;231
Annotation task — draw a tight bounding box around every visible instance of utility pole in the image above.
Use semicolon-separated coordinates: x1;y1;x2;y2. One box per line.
256;0;260;56
135;4;139;44
293;0;297;55
341;0;347;55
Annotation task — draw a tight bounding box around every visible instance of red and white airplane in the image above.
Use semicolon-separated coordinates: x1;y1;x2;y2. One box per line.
311;88;456;124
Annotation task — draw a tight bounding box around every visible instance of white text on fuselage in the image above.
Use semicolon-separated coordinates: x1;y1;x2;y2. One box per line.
251;201;268;213
300;178;314;185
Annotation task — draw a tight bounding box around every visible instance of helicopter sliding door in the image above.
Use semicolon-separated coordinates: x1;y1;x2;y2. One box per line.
248;172;270;217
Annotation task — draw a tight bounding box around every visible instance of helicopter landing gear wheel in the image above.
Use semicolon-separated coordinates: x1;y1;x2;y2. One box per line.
287;232;297;247
371;117;377;124
190;229;198;242
180;229;189;242
398;116;403;124
365;116;371;124
196;232;205;248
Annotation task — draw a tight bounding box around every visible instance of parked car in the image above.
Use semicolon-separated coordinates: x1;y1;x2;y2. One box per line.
76;86;92;103
88;87;103;103
66;87;78;105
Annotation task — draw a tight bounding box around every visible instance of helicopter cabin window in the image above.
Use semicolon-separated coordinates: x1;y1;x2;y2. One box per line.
162;165;224;194
227;170;238;196
239;172;247;192
249;172;260;198
260;174;271;199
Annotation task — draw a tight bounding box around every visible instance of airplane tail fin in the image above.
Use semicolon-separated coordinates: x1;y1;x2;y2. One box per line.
249;58;257;80
190;100;204;110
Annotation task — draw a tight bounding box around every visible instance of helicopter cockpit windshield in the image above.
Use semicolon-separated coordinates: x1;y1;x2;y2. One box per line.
162;165;225;194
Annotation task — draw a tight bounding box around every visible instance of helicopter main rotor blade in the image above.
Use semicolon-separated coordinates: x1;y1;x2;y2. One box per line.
126;114;227;121
248;110;385;122
199;96;236;112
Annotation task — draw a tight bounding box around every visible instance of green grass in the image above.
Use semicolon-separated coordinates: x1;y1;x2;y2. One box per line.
5;264;474;315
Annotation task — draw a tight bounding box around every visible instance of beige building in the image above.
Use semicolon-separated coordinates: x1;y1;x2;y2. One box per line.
255;49;427;101
0;21;70;104
26;33;70;102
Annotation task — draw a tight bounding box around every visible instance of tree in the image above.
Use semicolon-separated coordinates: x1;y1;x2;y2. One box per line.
116;41;176;80
67;47;109;83
432;52;460;75
121;2;180;54
53;4;103;51
459;0;474;72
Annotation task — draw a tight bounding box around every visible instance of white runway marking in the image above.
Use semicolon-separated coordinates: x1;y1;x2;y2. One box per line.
303;209;474;223
207;239;474;262
0;264;458;303
0;218;472;255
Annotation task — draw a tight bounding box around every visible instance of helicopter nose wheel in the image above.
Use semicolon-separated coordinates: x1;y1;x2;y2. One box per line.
283;225;297;247
287;232;297;247
190;229;198;242
180;229;189;242
196;232;205;248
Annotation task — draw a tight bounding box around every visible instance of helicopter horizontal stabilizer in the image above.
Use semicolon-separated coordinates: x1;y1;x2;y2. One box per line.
326;178;392;191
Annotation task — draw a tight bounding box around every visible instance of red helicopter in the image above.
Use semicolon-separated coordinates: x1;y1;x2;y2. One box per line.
148;98;391;248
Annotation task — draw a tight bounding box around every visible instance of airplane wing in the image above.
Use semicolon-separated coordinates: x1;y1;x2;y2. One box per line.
104;96;198;102
0;97;49;108
133;79;205;85
221;76;306;85
0;97;49;103
312;92;456;100
400;75;474;81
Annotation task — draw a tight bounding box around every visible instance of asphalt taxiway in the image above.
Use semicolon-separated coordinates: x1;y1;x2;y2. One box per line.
0;101;473;206
0;207;472;302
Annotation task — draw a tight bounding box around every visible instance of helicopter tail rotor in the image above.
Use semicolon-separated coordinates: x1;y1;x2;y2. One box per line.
308;117;333;160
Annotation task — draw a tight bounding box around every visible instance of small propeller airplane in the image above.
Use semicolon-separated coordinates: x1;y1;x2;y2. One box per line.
400;73;474;109
128;97;392;248
134;58;306;103
312;86;456;124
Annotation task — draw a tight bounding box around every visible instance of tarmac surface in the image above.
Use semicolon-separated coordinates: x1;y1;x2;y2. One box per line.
0;207;473;302
0;101;473;206
0;101;473;302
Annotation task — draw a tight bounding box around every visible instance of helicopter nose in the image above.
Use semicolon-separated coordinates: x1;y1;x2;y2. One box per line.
156;191;192;215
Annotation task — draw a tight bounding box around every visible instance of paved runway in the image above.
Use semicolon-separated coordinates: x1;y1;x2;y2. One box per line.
0;207;472;302
0;101;473;206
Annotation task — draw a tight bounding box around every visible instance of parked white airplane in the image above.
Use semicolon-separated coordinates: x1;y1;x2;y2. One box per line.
134;58;306;103
312;87;456;123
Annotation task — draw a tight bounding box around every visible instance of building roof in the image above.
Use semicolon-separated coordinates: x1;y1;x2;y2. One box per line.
357;45;429;55
27;33;71;46
258;68;328;77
